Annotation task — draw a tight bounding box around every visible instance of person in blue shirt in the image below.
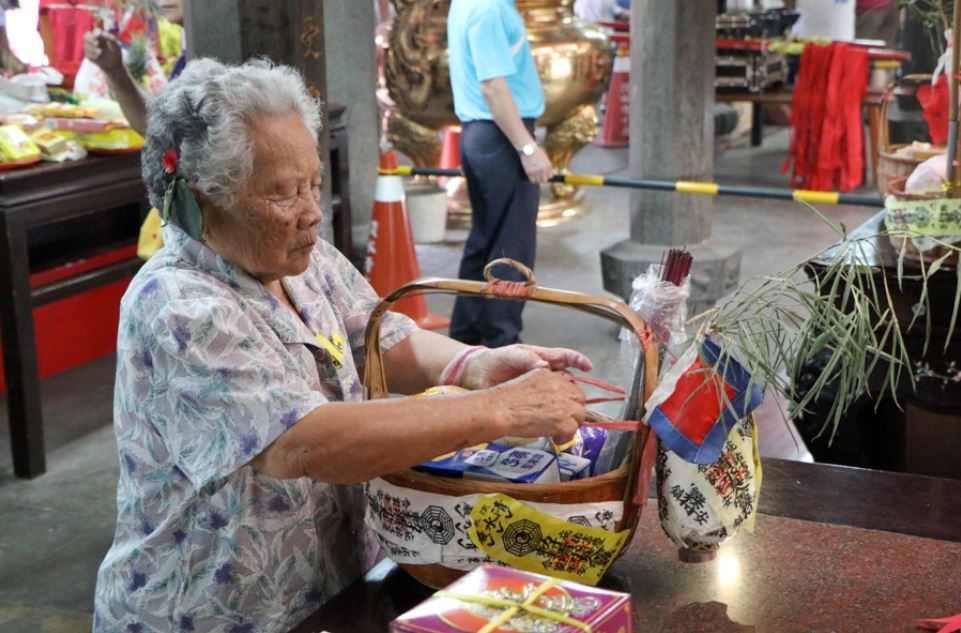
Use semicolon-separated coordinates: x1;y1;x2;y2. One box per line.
447;0;553;348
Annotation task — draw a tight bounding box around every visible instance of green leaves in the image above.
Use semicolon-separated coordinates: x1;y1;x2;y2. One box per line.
687;225;960;444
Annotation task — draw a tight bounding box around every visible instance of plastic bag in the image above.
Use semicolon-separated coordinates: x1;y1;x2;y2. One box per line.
905;153;947;194
629;264;689;346
619;264;690;382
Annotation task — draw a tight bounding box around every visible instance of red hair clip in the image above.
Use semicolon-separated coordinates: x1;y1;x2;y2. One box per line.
162;149;179;175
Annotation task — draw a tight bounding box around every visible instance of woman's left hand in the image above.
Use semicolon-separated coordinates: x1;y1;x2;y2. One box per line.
461;344;593;390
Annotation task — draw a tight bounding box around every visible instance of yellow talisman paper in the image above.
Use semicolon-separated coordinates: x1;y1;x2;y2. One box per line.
884;195;961;237
467;493;629;586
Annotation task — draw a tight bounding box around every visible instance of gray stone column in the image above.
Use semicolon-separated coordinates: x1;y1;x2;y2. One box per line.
323;0;380;252
600;0;740;314
183;0;334;242
183;0;241;64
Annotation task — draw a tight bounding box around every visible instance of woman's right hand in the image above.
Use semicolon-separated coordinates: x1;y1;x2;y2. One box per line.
490;369;586;444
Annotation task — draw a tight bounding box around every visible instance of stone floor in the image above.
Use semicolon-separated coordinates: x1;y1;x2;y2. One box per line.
0;128;877;632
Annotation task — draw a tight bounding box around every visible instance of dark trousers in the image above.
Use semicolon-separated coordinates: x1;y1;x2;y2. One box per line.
449;119;539;348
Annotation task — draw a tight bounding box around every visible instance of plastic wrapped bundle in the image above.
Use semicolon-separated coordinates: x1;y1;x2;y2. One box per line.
655;414;761;562
644;339;763;561
620;263;690;352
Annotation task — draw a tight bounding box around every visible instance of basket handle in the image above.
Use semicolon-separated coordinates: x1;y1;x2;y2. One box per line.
878;81;894;155
364;271;657;402
484;257;535;285
362;260;660;515
879;74;936;154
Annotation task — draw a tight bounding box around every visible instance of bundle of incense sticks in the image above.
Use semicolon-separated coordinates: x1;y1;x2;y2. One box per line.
660;248;693;286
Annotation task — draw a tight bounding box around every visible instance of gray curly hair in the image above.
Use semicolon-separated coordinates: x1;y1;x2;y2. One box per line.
142;58;323;211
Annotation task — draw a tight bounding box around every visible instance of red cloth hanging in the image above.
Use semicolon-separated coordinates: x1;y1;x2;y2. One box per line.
916;74;950;145
39;0;149;88
783;43;869;192
40;0;99;87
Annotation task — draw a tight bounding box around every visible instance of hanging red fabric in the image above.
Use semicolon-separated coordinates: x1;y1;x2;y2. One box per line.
838;45;868;192
783;43;869;192
916;74;951;145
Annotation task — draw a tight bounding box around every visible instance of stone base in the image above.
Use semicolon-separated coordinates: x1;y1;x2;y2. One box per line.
600;239;741;315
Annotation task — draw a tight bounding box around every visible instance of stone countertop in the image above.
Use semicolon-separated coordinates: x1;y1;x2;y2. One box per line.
291;459;961;633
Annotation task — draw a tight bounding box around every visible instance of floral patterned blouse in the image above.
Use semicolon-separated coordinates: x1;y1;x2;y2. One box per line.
93;224;417;633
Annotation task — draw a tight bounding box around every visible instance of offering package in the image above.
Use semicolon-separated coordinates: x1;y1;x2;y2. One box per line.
415;444;561;484
413;427;630;485
390;565;633;633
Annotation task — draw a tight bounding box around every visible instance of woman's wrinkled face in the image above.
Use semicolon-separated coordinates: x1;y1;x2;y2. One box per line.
203;111;323;284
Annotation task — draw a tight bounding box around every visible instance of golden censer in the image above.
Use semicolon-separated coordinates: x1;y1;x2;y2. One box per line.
378;0;615;226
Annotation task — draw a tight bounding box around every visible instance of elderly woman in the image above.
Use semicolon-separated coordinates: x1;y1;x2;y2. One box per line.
93;58;591;633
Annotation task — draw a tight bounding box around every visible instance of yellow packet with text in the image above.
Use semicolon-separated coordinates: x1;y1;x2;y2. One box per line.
0;125;41;162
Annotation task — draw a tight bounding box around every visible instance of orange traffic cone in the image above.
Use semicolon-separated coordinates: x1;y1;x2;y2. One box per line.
596;37;630;148
365;150;450;330
439;126;462;173
439;126;470;212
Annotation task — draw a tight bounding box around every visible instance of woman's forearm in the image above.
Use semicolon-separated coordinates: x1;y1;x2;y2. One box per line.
104;69;149;136
382;329;468;394
252;389;507;483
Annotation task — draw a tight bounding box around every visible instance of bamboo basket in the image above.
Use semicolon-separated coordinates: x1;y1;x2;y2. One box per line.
363;259;660;589
884;175;961;264
876;76;941;198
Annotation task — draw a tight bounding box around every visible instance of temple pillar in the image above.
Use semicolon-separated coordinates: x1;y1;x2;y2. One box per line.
600;0;740;314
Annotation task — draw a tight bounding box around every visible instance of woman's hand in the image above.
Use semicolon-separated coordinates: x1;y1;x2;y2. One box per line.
84;30;125;76
489;369;586;444
461;344;592;390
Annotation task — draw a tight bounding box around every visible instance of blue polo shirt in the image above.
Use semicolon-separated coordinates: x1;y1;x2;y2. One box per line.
447;0;545;122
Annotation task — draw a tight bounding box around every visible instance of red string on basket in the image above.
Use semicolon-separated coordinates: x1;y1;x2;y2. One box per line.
481;280;532;299
917;612;961;633
584;420;641;431
569;374;626;404
636;326;654;352
563;374;640;431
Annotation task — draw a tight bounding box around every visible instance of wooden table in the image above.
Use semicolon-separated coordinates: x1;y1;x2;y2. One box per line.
290;459;961;632
0;154;147;479
2;125;355;478
716;88;886;184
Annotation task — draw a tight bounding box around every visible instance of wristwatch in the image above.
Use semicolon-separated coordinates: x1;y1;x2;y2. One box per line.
518;142;536;157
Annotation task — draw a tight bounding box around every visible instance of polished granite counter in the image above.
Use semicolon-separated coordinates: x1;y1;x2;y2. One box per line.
292;459;961;633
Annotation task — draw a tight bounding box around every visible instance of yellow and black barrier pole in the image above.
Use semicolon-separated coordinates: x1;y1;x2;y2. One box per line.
379;166;884;208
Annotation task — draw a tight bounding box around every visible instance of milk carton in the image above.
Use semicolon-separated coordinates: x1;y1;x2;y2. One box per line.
466;445;560;484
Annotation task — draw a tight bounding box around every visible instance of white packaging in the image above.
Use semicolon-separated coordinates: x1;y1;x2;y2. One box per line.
794;0;855;41
465;446;560;484
558;453;591;481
